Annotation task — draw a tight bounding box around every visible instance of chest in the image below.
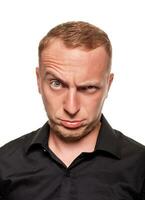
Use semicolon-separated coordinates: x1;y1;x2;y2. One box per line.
2;158;142;200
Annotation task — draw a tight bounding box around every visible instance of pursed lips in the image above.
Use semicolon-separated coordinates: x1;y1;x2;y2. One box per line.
60;119;85;129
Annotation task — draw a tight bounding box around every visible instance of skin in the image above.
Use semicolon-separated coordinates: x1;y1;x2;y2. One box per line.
36;39;114;166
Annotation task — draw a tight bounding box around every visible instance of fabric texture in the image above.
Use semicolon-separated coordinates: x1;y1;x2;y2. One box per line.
0;115;145;200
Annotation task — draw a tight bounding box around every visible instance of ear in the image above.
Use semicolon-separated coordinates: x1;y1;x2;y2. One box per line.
108;73;114;91
36;67;41;94
105;73;114;98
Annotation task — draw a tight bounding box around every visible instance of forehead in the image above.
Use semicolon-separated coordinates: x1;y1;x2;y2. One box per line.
41;39;108;62
40;40;109;80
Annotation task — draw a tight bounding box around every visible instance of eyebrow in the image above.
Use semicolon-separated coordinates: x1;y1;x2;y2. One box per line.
44;71;69;86
78;81;101;87
44;70;102;88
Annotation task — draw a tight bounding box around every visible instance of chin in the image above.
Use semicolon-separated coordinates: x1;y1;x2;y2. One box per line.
52;124;93;143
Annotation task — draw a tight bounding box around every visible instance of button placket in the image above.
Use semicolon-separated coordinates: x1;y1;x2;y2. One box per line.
65;169;71;177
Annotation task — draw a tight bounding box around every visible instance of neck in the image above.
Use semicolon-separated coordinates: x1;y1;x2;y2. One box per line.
48;122;101;167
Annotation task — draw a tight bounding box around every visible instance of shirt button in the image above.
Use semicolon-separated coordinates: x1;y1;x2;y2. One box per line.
42;148;47;152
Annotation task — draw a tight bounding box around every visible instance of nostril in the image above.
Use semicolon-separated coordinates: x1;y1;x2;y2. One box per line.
63;100;80;116
64;108;80;117
63;89;80;116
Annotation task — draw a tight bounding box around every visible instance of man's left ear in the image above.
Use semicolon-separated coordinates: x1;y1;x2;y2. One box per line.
105;73;114;98
108;73;114;91
36;67;41;94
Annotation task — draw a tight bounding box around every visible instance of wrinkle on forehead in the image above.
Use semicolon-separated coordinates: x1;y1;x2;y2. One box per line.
43;65;106;89
40;40;110;86
43;65;84;86
40;53;90;81
40;51;92;70
40;40;109;70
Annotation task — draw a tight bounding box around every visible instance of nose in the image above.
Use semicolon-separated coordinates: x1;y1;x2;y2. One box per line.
63;88;80;117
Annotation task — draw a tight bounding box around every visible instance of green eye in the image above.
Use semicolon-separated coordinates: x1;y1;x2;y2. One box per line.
50;80;62;90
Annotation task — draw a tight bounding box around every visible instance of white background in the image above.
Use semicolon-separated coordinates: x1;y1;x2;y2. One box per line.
0;0;145;146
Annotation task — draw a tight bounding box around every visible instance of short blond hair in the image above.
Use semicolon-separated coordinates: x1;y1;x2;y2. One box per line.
39;21;112;68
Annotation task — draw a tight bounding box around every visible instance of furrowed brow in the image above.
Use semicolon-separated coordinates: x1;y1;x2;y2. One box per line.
77;81;101;88
44;71;68;86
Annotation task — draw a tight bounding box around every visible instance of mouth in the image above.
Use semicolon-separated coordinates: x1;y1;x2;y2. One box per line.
60;119;85;129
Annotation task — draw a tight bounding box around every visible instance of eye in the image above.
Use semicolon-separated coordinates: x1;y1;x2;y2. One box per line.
86;86;98;93
50;80;63;90
79;85;99;93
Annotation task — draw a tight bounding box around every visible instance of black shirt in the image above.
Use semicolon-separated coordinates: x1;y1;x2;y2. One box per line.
0;115;145;200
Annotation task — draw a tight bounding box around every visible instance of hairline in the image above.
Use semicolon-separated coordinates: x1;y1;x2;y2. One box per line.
39;38;112;72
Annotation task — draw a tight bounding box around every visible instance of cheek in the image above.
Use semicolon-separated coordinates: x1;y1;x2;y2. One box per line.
81;93;106;115
41;86;63;114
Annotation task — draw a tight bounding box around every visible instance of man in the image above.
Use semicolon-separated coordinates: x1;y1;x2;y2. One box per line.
0;21;145;199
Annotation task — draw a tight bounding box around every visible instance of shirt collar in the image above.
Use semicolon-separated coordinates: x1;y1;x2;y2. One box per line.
95;115;121;159
25;115;121;159
25;122;50;153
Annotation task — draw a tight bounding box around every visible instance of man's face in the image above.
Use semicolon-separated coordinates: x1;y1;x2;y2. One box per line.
36;40;113;142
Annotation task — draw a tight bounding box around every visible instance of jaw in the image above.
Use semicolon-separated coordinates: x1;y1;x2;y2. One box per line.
49;117;101;143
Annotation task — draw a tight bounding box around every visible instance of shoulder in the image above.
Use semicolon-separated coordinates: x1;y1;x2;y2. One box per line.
115;129;145;158
0;129;39;161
